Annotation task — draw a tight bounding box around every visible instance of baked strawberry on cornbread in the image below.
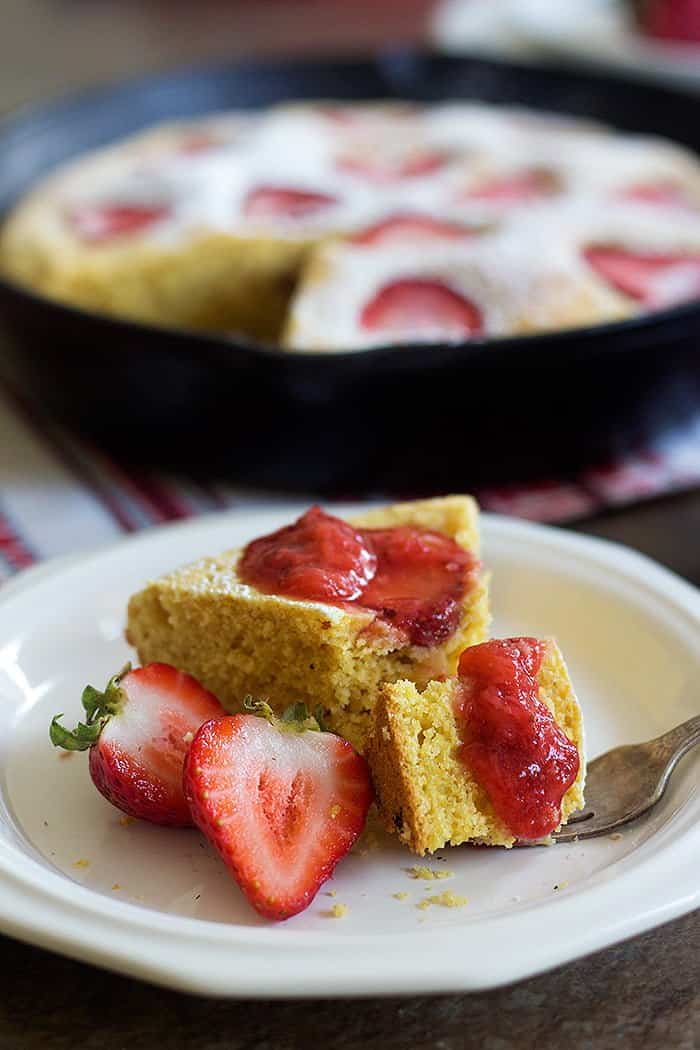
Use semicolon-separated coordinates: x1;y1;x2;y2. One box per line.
283;227;632;351
366;637;585;854
126;496;490;750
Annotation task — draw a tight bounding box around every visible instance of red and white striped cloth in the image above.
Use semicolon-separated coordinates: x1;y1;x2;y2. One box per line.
1;379;700;584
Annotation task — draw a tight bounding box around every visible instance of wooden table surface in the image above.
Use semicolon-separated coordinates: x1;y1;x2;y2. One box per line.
1;3;699;1046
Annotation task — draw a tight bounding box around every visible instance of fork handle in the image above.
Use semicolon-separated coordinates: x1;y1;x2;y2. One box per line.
651;714;700;768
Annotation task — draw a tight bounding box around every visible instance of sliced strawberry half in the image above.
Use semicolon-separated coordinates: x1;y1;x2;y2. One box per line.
243;186;339;221
350;213;475;248
184;702;373;921
68;203;170;243
336;150;447;183
50;663;225;826
359;279;483;340
584;245;700;307
464;170;556;204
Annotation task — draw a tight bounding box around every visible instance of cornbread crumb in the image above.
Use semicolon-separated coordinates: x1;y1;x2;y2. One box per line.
419;891;469;910
323;903;349;919
72;859;90;869
325;890;337;898
393;892;409;901
352;809;385;855
610;833;623;841
354;828;381;855
112;883;121;891
119;815;135;828
58;750;74;761
407;866;454;881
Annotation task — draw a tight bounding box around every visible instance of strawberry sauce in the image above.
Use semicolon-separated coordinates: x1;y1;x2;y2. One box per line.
238;506;477;647
456;638;580;840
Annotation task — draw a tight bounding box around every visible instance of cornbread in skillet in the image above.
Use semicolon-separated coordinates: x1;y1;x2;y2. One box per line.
5;100;700;343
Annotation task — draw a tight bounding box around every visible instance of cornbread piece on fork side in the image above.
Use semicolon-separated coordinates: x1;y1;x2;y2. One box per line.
366;639;585;853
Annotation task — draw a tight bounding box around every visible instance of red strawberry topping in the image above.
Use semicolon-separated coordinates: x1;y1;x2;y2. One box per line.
464;170;556;204
359;526;477;647
183;702;373;920
243;186;339;221
350;214;475;248
239;506;478;648
336;150;447;183
359;279;483;340
68;203;170;242
239;505;377;603
619;183;694;209
456;639;580;841
584;245;700;307
50;663;224;826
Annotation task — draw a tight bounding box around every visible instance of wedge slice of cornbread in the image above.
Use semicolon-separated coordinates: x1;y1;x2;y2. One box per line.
126;496;490;750
366;639;585;853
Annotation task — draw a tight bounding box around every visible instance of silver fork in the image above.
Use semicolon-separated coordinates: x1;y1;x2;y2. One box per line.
552;714;700;843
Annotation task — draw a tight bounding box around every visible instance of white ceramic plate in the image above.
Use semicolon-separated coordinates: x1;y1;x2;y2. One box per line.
431;0;538;58
0;508;698;997
512;0;700;91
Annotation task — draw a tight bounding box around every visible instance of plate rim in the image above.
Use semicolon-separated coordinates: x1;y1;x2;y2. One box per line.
0;508;698;997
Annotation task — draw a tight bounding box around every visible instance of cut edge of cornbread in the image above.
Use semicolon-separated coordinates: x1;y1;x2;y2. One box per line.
365;639;586;854
126;496;490;751
0;121;318;341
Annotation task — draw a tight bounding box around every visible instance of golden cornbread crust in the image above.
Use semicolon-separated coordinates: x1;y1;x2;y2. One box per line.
1;205;309;342
365;640;586;854
126;497;490;751
0;122;311;341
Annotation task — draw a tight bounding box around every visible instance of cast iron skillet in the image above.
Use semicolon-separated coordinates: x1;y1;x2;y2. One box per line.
1;52;699;495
